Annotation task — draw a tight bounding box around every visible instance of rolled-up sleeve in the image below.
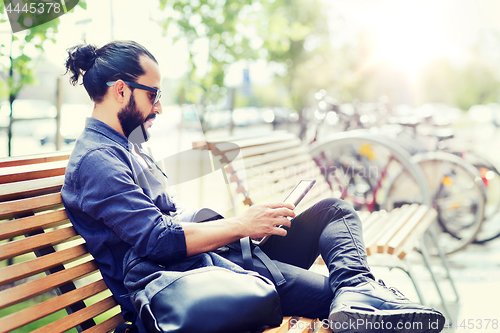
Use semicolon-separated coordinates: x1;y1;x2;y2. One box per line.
76;148;187;262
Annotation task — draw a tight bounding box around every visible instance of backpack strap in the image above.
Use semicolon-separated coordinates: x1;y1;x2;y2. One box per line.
240;237;286;286
240;236;255;271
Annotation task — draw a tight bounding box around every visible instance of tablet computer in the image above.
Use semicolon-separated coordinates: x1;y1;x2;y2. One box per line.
252;179;316;245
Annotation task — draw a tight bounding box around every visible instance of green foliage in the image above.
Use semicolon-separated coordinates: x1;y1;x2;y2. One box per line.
419;31;500;111
0;1;87;100
156;1;500;112
157;0;331;111
419;59;500;111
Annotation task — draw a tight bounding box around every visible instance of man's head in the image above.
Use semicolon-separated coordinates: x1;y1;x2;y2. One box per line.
65;41;162;140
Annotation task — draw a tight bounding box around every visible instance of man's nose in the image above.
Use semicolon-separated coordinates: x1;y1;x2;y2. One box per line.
153;101;162;115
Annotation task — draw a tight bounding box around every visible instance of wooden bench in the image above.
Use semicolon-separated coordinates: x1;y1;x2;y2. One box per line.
0;151;127;333
198;130;459;322
0;129;456;333
0;150;334;333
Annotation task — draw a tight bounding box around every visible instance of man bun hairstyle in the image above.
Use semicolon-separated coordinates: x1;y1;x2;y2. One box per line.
64;41;157;103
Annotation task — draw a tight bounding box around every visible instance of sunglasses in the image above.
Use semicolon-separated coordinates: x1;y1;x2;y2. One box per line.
107;80;161;106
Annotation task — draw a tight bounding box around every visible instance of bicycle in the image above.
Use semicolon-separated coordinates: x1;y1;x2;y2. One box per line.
311;93;487;254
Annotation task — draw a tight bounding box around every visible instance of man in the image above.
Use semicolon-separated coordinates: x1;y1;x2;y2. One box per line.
62;40;445;333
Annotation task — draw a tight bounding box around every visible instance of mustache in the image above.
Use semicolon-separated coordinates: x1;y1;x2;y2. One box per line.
146;114;156;121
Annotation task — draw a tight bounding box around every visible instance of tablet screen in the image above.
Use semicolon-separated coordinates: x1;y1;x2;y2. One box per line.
252;179;316;246
284;179;316;206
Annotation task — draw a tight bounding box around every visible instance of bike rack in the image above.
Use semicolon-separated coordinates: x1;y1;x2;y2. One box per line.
309;129;460;323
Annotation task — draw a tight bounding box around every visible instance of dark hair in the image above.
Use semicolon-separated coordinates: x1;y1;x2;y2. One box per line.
65;41;158;103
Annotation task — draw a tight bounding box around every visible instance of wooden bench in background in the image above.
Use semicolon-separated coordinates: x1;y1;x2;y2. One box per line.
200;131;439;260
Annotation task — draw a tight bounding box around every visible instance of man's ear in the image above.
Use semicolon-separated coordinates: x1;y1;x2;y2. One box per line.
111;80;130;104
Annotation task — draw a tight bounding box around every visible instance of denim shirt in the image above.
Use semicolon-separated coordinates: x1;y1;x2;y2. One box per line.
61;117;188;318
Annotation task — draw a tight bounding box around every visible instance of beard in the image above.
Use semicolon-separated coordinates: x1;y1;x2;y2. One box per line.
118;94;146;139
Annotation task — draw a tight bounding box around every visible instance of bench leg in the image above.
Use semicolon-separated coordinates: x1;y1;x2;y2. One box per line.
419;237;454;323
402;258;426;305
426;225;461;303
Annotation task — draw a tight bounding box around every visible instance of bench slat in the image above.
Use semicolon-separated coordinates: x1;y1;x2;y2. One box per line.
315;327;332;333
294;182;332;213
231;155;313;181
233;147;308;173
262;317;294;333
30;296;118;333
361;207;401;241
0;160;68;184
233;138;302;160
0;226;78;261
0;175;64;201
385;205;431;254
357;210;372;221
363;206;408;256
245;161;323;193
396;209;438;260
0;151;70;168
208;131;296;154
0;209;69;241
288;318;316;333
0;279;108;333
0;260;99;310
82;313;125;333
0;192;63;220
0;244;88;285
247;167;324;204
369;205;419;255
361;210;386;229
375;204;423;254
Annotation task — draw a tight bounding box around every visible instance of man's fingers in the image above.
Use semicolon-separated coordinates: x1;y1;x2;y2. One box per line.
275;217;292;228
265;202;295;210
271;226;287;237
270;207;295;219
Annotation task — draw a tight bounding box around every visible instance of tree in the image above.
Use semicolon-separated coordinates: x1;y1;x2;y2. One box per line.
156;0;331;112
0;1;87;156
419;30;500;111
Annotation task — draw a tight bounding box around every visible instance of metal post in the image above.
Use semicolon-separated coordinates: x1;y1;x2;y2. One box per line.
56;77;64;151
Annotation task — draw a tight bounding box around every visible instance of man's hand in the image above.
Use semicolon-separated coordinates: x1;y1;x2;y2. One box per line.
238;202;295;240
182;202;295;256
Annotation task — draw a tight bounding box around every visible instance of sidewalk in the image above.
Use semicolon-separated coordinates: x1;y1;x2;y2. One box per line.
310;229;500;333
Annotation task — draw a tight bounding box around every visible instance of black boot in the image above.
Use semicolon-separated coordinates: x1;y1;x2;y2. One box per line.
328;279;445;333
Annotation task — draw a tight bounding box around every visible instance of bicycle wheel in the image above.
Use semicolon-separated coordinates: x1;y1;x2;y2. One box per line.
462;152;500;243
385;151;486;254
309;130;431;212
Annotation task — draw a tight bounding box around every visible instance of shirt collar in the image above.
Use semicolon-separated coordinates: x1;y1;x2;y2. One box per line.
84;117;132;151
